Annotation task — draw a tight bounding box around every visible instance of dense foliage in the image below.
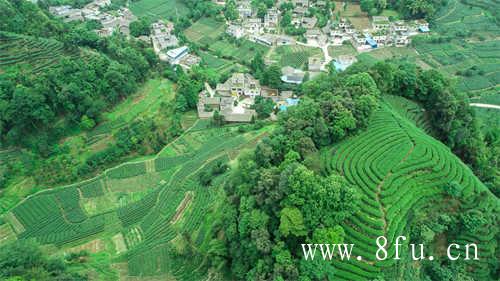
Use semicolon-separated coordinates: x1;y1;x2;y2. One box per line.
0;0;157;150
366;60;497;191
0;240;87;281
360;0;447;19
221;59;498;279
222;70;380;280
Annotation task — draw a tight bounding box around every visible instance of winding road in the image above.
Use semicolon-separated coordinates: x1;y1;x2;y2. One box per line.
470;103;500;110
296;40;333;71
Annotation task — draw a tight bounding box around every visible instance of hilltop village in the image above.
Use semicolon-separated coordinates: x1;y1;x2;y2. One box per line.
48;0;430;122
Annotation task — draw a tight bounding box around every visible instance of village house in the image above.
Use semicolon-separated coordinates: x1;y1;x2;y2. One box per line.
394;34;409;46
292;0;309;7
372;32;388;45
49;6;84;22
198;73;264;122
217;73;261;97
252;34;275;46
281;66;305;84
313;0;326;8
308;56;323;72
264;8;279;31
244;18;263;35
178;54;201;70
301;16;317;29
166;46;189;64
237;1;253;18
392;20;408;33
150;21;178;55
351;33;366;47
305;28;321;40
276;35;295;46
227;24;245;39
198;73;294;122
291;16;302;27
372;16;390;30
332;55;357;72
416;19;430;33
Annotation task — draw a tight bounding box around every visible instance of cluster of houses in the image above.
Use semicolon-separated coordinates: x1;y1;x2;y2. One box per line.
141;20;201;69
324;16;430;50
49;0;136;37
197;73;298;122
224;1;430;51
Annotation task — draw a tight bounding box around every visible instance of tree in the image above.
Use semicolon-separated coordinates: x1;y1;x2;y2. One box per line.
0;240;87;281
283;165;358;229
360;0;375;13
254;96;275;118
263;64;282;88
257;3;267;19
129;18;151;37
311;226;345;244
251;52;265;78
279;207;307;237
79;115;96;130
212;110;225;126
224;0;239;20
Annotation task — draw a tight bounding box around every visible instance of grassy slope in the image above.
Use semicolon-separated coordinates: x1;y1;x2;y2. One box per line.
0;78;176;215
0;32;81;72
2;94;497;280
0;122;272;280
129;0;189;21
321;98;498;280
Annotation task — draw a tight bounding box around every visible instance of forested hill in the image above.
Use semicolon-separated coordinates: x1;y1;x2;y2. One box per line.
0;0;157;151
222;61;499;281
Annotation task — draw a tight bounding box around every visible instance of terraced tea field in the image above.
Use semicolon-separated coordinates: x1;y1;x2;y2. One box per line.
209;39;270;63
0;123;270;279
184;17;226;46
0;32;80;72
130;0;190;21
270;45;323;69
322;101;498;280
411;0;500;94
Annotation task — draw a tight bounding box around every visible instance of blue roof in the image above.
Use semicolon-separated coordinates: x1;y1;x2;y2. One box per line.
333;61;348;71
366;38;377;48
419;25;430;32
279;98;300;111
286;98;299;106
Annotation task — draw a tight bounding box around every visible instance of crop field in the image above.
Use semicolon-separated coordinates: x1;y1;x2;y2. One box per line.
410;0;500;94
414;40;500;92
0;32;79;72
0;123;271;279
130;0;189;21
471;92;500;134
199;51;248;76
433;0;500;37
184;17;226;46
328;44;358;58
271;45;323;69
321;99;497;280
363;46;418;61
333;1;371;29
209;39;270;62
382;95;433;134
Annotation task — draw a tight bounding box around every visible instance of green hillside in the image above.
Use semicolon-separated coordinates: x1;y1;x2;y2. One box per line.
0;32;81;72
0;122;271;279
322;100;498;280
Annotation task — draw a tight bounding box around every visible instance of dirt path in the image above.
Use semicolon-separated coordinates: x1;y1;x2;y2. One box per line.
435;0;457;21
470;103;500;110
296;41;333;70
8;119;201;210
